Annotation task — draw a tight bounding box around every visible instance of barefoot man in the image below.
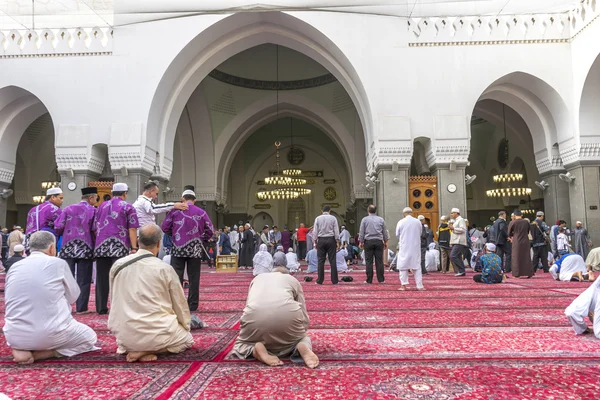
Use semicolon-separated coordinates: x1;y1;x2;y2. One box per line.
108;224;193;362
233;267;319;368
4;231;98;363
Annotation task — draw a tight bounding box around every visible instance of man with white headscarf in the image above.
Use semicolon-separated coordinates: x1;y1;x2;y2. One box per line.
253;244;273;276
565;277;600;338
286;248;300;273
396;207;425;291
273;245;287;267
425;242;440;272
549;254;595;282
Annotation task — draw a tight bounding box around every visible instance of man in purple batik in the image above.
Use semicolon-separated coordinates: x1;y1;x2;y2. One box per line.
93;183;140;315
25;187;64;249
55;187;98;314
162;189;214;312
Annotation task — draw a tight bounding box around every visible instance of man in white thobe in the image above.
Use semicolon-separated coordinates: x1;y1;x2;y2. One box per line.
4;231;98;363
565;278;600;338
396;207;425;291
109;224;193;362
230;225;240;253
425;242;440;272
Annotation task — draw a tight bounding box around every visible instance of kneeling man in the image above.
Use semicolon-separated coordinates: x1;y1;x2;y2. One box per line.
109;224;193;362
234;267;319;368
4;231;98;363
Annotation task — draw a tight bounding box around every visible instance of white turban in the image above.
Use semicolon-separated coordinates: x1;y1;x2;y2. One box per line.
418;215;425;221
46;187;62;196
403;207;413;213
112;183;128;192
486;243;497;252
451;208;460;214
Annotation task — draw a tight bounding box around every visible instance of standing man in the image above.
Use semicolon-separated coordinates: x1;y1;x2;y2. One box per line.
449;208;468;277
161;189;214;312
133;181;187;228
418;215;429;275
25;187;64;244
54;187;98;314
396;207;425;291
230;225;240;254
573;221;591;260
438;216;452;273
493;211;511;273
270;226;282;255
220;226;233;256
508;210;534;278
313;205;340;285
1;227;8;264
340;225;351;249
358;204;389;284
531;211;550;273
93;183;140;315
260;225;273;252
297;223;310;261
7;226;24;257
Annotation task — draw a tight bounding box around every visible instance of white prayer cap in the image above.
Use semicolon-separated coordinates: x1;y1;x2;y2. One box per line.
576;220;582;224
182;189;196;198
451;208;460;214
428;242;436;250
112;183;128;192
440;215;448;221
46;187;62;196
288;247;294;252
277;245;283;250
418;215;425;221
13;244;24;253
486;243;497;252
536;211;544;217
402;207;413;213
234;225;238;229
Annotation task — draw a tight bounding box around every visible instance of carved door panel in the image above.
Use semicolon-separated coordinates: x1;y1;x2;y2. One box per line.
408;176;439;238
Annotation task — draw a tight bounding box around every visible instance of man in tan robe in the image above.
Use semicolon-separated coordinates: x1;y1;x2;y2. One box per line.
234;267;319;368
108;224;193;362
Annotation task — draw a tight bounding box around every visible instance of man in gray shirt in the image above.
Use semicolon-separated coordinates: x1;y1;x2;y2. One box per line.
312;205;340;284
358;204;389;284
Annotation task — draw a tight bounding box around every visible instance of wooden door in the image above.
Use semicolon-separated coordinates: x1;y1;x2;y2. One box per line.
88;181;114;207
408;176;439;237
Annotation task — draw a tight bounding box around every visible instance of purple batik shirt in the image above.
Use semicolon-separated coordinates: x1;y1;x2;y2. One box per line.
161;204;214;258
55;201;97;260
26;201;62;236
94;197;140;258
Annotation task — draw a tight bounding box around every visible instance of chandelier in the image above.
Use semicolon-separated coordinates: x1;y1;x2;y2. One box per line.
493;174;523;183
32;195;45;204
521;209;536;215
486;188;532;197
256;142;312;200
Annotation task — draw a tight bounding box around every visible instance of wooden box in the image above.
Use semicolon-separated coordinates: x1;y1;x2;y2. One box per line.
216;255;238;273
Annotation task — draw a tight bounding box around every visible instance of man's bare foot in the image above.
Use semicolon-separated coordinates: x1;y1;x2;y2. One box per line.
398;285;408;291
252;342;283;367
32;350;59;361
417;287;426;291
127;351;155;363
12;349;34;364
139;354;158;362
297;342;319;369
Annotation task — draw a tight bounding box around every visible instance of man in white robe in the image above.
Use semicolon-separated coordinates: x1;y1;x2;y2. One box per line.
565;278;600;338
286;248;300;273
587;247;600;272
425;242;440;272
396;207;425;290
230;225;240;253
4;231;98;363
306;247;318;273
109;224;193;362
336;247;349;272
549;254;595;282
253;244;274;276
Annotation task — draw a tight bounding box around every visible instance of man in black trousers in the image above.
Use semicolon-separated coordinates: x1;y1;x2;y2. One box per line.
313;205;340;285
358;204;389;284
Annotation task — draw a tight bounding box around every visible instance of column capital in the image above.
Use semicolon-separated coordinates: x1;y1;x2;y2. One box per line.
561;142;600;169
55;125;106;175
368;143;412;172
0;166;14;185
426;143;470;170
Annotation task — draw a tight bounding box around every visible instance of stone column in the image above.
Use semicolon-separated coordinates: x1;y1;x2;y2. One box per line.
375;166;409;249
431;165;467;218
539;172;571;226
112;170;152;201
0;181;11;228
59;170;101;206
566;165;600;245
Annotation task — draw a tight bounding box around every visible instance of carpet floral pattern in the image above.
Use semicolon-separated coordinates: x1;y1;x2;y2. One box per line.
0;267;596;399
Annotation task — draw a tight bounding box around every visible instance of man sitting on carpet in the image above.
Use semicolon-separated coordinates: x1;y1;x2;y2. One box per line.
4;231;98;364
273;245;287;267
473;243;504;284
234;267;319;369
306;246;318;273
108;224;193;362
565;277;600;338
3;244;25;273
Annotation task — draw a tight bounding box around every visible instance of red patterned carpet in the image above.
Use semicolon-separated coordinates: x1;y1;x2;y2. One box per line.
1;266;599;399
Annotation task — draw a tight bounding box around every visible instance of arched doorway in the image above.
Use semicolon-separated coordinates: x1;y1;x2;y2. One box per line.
251;212;274;230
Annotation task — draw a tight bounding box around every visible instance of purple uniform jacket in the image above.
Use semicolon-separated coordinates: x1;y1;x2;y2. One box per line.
26;201;62;236
161;204;214;258
94;197;140;258
55;201;97;260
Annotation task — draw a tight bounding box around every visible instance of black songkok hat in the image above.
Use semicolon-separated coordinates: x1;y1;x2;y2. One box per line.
184;185;195;191
81;187;98;196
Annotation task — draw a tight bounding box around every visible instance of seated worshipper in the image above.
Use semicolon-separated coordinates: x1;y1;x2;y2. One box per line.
565;277;600;338
425;242;440;272
233;267;318;368
253;244;274;276
286;248;300;273
549;254;595;282
3;231;98;364
473;243;505;284
336;246;349;273
587;247;600;273
109;224;194;363
3;244;25;273
306;246;318;273
273;245;288;267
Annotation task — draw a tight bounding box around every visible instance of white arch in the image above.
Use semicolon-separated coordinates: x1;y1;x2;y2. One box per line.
579;54;600;140
214;93;358;198
147;12;372;177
